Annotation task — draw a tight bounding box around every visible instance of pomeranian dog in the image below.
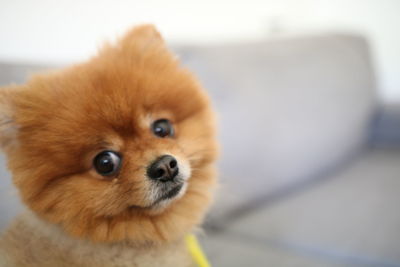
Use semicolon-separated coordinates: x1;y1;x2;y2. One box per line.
0;25;217;266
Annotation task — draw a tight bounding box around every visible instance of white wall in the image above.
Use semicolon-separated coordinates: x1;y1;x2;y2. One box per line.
0;0;399;102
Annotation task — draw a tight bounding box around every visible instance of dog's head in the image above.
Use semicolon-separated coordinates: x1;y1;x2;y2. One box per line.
0;25;218;243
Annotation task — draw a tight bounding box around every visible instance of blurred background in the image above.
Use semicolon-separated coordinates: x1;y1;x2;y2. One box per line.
0;0;400;266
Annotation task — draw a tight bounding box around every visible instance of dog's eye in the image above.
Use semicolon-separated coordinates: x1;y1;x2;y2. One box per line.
152;119;174;138
93;151;122;176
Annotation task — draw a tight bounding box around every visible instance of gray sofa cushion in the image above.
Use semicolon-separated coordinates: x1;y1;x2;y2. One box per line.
207;147;400;266
175;34;377;216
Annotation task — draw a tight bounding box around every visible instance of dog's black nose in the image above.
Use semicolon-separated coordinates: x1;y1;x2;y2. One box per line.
147;155;179;182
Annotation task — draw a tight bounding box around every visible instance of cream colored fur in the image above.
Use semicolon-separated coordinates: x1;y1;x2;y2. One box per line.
0;211;195;267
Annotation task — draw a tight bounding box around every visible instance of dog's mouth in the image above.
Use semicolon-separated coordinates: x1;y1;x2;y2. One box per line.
159;183;183;201
129;182;185;211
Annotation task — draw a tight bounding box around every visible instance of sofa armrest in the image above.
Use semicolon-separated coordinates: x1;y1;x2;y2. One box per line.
371;104;400;147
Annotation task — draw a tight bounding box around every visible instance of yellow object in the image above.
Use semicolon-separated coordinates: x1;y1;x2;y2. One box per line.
185;234;211;267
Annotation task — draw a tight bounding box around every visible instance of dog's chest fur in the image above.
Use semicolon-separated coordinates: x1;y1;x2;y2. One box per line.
0;212;195;267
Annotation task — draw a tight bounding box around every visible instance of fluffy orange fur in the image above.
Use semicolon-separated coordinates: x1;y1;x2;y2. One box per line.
0;25;218;244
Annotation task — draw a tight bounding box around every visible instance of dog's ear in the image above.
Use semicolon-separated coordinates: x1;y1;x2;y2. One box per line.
119;24;166;53
0;87;20;152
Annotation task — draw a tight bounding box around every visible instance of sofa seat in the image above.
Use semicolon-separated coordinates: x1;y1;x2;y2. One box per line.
202;147;400;267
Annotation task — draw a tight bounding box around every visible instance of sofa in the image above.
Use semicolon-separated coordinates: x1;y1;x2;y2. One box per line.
1;33;399;266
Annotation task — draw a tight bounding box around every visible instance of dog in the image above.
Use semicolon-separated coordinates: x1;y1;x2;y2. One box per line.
0;24;218;267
